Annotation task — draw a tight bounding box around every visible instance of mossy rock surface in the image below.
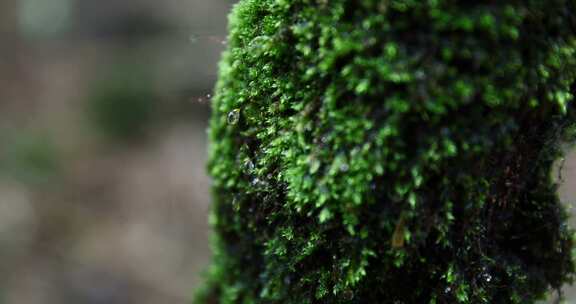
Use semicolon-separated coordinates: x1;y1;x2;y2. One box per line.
198;1;576;303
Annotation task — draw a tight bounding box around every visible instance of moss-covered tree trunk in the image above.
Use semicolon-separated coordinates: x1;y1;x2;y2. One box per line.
197;1;576;303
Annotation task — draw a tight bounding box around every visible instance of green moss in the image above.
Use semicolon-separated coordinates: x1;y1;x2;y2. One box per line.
0;131;61;185
197;1;576;303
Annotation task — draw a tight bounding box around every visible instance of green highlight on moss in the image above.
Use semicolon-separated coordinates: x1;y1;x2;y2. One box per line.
196;1;576;303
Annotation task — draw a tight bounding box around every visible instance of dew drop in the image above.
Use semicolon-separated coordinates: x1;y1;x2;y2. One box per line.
309;158;321;174
227;109;240;125
482;272;492;283
232;197;240;212
253;178;269;188
251;178;261;186
243;159;255;172
248;35;271;56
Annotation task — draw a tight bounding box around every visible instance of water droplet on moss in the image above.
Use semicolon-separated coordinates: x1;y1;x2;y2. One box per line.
227;109;240;125
309;158;320;174
243;159;255;172
232;197;240;212
248;35;272;56
252;177;269;188
480;269;492;283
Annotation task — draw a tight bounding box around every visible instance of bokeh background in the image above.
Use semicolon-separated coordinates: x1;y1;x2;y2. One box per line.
1;1;576;303
0;0;233;303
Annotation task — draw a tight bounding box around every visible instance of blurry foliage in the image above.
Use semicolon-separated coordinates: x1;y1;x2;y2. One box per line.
86;61;157;142
0;131;61;185
18;0;72;39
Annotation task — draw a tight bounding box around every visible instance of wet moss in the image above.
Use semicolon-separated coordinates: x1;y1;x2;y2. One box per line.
197;1;576;303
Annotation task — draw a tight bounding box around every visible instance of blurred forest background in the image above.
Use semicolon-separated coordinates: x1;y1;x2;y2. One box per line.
1;0;576;303
0;0;233;303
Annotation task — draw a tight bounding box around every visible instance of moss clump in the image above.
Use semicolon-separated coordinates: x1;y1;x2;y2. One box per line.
197;1;576;303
